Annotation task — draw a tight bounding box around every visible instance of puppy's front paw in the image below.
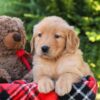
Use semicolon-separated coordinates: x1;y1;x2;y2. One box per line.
55;78;72;96
38;77;54;93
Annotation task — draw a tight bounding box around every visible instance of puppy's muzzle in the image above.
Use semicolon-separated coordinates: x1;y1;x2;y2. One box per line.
41;45;49;53
13;33;21;42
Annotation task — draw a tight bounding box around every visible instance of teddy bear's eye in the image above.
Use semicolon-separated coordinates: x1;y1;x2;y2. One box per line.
55;34;61;39
38;33;42;37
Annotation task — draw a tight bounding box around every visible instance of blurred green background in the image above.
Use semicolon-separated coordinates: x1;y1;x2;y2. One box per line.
0;0;100;99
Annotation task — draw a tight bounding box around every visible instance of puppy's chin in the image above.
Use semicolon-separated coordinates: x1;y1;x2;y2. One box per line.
37;53;53;59
37;52;60;60
41;55;51;59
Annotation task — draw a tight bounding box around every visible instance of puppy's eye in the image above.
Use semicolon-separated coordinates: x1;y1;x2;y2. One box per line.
38;33;42;37
55;34;61;39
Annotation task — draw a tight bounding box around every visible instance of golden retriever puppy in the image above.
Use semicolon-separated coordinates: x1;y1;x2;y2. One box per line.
31;16;93;96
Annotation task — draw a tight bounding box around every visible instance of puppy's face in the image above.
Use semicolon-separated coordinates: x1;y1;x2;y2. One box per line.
31;16;79;59
34;27;65;59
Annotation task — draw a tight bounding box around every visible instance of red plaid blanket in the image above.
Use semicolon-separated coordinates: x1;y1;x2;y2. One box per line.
0;76;98;100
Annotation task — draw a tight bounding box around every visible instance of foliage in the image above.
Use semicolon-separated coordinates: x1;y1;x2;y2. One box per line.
0;0;100;93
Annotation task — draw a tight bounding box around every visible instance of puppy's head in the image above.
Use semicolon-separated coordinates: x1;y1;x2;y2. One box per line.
31;16;79;59
0;16;26;50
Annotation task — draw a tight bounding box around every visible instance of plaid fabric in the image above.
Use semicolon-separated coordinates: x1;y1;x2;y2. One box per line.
59;76;98;100
0;80;39;100
0;76;98;100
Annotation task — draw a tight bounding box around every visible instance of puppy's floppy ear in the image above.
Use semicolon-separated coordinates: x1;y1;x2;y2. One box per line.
65;29;80;53
30;34;35;54
30;25;37;54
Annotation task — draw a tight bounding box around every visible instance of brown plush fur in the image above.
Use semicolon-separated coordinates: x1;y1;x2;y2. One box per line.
31;16;93;96
0;16;29;82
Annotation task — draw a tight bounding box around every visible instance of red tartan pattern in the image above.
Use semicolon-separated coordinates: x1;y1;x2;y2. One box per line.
0;76;98;100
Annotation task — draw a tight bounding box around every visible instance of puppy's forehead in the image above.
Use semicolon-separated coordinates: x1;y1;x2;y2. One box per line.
39;17;66;27
35;16;73;33
33;16;75;38
35;22;67;34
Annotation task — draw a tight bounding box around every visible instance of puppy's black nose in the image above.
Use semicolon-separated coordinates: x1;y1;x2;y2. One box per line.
13;34;21;42
41;45;49;53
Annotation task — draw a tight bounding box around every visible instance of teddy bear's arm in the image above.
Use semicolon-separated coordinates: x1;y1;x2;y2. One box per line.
0;68;11;83
23;70;33;82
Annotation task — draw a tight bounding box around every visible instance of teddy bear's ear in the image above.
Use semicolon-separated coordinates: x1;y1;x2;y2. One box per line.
12;17;24;29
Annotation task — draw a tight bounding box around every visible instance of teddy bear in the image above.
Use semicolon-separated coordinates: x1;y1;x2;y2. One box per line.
0;16;32;82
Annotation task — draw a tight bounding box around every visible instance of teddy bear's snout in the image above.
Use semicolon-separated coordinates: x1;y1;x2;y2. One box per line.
13;33;21;42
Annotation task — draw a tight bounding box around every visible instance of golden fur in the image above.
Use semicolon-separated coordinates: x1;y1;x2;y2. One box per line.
31;16;93;96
